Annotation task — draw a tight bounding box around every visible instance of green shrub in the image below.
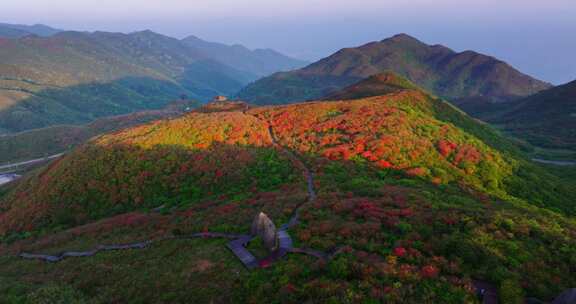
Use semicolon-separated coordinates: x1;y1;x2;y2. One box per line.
499;279;524;304
27;285;92;304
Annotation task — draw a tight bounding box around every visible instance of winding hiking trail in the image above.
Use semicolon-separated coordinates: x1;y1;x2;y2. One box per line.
18;112;337;269
19;233;243;263
15;107;500;302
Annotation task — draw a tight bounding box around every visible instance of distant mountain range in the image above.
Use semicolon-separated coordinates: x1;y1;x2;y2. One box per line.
0;23;62;38
487;79;576;149
0;26;306;133
0;25;572;158
237;34;551;111
182;35;307;78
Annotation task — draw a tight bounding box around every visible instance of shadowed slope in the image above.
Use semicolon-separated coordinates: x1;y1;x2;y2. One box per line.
0;99;199;165
488;79;576;150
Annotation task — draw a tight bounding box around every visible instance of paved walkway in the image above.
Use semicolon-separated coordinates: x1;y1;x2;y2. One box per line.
473;280;499;304
226;235;258;269
20;241;153;262
19;233;250;263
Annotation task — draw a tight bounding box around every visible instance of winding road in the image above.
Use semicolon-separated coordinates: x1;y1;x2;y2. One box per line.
0;153;65;171
0;174;21;186
0;153;65;186
532;158;576;166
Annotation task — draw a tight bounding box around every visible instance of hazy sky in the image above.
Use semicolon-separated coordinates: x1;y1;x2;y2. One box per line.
2;0;575;84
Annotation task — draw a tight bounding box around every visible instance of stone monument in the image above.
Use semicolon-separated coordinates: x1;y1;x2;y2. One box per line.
251;212;278;251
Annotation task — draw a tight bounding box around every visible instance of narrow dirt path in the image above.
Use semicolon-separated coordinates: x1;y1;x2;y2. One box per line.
266;125;316;200
266;124;316;229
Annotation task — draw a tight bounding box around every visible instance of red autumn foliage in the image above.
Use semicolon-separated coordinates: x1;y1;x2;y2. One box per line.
353;200;386;220
437;139;458;157
246;91;503;188
405;167;428;177
0;89;509;245
376;160;392;168
393;247;407;257
215;204;236;215
442;216;458;226
281;283;297;294
421;265;439;278
298;229;312;242
259;258;272;268
453;145;482;167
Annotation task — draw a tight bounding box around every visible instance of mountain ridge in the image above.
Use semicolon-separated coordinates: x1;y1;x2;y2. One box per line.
0;29;306;134
237;33;551;111
0;23;62;38
488;79;576;149
181;35;307;77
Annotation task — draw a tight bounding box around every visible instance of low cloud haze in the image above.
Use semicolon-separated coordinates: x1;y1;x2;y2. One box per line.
2;0;575;84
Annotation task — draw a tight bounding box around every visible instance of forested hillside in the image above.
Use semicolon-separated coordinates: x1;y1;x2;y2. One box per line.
1;76;574;303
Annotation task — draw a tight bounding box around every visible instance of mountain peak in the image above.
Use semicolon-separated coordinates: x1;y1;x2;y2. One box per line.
130;29;165;38
384;33;422;44
324;72;419;100
182;35;204;42
239;35;550;108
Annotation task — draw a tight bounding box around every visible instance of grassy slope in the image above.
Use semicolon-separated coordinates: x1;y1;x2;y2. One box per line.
1;89;575;302
318;73;576;214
